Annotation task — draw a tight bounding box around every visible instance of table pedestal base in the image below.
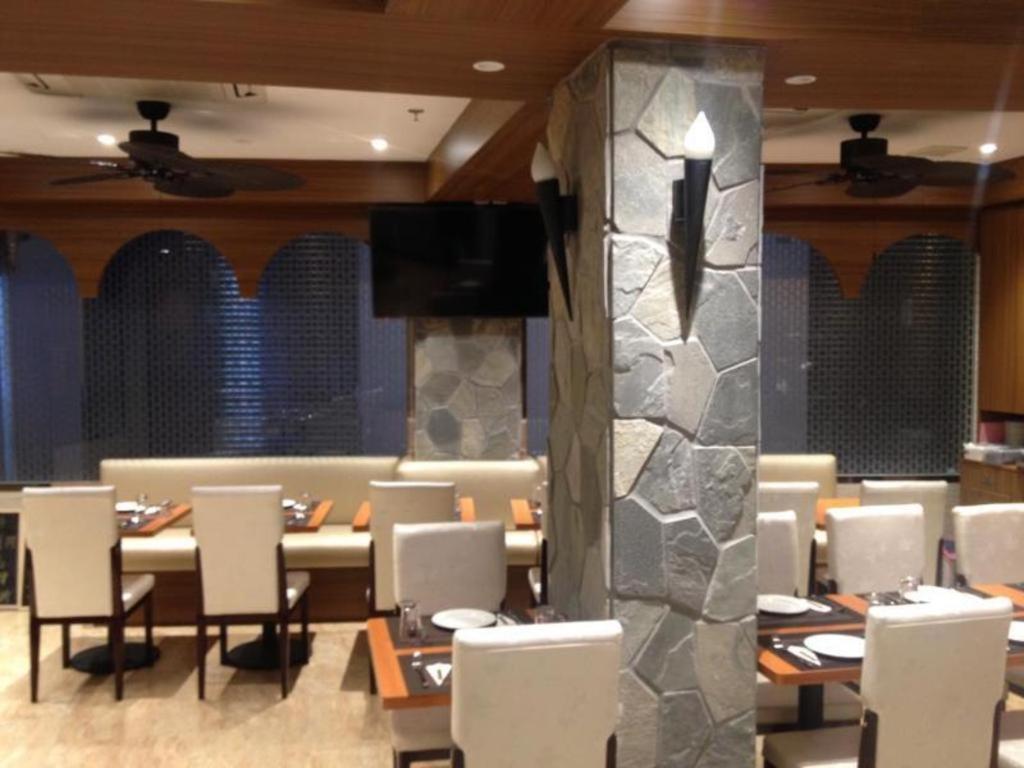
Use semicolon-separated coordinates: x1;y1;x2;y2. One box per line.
223;624;310;671
797;684;825;730
69;643;160;675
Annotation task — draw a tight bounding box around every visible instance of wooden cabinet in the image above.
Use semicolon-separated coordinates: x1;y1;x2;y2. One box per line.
978;205;1024;413
960;459;1024;505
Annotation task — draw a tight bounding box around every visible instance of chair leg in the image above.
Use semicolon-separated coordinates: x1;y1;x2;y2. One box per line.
111;619;125;701
369;647;378;695
279;616;290;699
144;596;154;661
396;752;411;768
196;617;207;700
219;623;228;665
61;623;71;668
29;617;40;703
301;592;310;662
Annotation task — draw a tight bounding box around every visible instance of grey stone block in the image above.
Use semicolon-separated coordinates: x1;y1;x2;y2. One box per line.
471;347;518;387
614;317;667;418
420;371;461;407
695;620;756;722
663;514;718;614
635;429;696;515
613;419;663;498
631;256;684;342
696;711;755;768
614;598;669;663
612;57;666;132
706;181;759;267
613;496;666;598
703;535;756;621
698;360;758;446
665;339;716;436
613;132;672;237
611;235;665;318
737;268;759;299
659;690;712;768
637;69;698;159
693;272;757;371
426;407;461;448
695;81;761;190
618;670;661;768
694;447;753;542
635;610;697;693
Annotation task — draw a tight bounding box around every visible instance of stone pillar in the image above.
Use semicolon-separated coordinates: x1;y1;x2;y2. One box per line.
546;41;763;767
412;318;522;459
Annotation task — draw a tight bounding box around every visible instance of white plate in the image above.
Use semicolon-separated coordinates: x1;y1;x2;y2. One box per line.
281;498;296;509
903;586;983;606
1010;622;1024;644
116;501;141;513
757;595;810;616
803;633;865;660
431;609;496;631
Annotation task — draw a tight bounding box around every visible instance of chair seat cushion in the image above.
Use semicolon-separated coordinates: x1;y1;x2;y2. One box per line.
1000;710;1024;768
527;566;542;603
756;673;862;726
388;707;453;752
283;525;370;568
122;528;197;573
122;573;155;612
763;724;860;767
505;530;542;566
285;570;310;609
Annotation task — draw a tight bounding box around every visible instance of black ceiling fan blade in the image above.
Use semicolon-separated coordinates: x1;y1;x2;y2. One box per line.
202;163;305;192
846;176;920;198
119;141;211;175
917;161;1016;187
767;173;849;194
153;176;235;199
848;153;934;178
50;170;137;186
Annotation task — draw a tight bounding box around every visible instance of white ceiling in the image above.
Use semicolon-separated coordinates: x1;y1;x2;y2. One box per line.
0;73;470;161
763;108;1024;164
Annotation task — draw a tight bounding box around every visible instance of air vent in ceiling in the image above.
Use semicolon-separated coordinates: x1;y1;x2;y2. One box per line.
12;74;268;104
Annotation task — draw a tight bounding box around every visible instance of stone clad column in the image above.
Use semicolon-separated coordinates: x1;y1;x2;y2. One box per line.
546;41;763;767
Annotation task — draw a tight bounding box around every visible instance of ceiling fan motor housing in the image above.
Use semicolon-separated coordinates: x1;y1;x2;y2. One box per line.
840;136;888;171
127;129;180;151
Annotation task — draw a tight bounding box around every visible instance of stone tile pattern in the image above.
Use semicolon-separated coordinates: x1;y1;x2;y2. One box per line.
546;41;764;767
412;318;522;460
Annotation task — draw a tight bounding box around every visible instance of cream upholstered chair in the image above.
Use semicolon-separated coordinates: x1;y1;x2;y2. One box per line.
387;521;507;768
999;710;1024;767
757;511;801;596
758;455;837;499
861;480;949;585
953;504;1024;586
23;486;156;702
192;485;310;700
826;504;925;594
526;480;548;606
368;481;456;615
763;597;1012;767
451;621;621;767
758;482;819;595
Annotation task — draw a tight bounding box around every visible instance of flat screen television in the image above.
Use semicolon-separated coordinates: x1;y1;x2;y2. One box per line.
370;203;549;317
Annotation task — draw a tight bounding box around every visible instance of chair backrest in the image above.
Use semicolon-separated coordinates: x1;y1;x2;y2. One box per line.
953;503;1024;585
23;486;118;619
758;481;819;595
369;481;456;612
393;521;506;615
861;479;949;585
757;454;837;498
452;621;622;767
192;485;283;616
861;597;1011;767
756;511;801;596
826;504;925;594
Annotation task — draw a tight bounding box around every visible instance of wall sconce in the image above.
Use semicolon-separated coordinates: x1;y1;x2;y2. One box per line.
531;143;577;320
669;111;716;326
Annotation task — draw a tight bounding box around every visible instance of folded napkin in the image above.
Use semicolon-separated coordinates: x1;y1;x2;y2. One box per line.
426;662;451;687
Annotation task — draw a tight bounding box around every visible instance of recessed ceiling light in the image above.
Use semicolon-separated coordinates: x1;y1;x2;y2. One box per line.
370;137;389;152
980;142;998;156
784;74;817;86
96;133;117;146
473;60;506;73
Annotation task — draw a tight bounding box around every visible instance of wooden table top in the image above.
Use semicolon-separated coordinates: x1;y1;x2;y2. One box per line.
352;497;476;533
510;498;540;531
285;499;333;533
367;617;453;710
118;503;192;537
758;585;1024;686
814;496;860;528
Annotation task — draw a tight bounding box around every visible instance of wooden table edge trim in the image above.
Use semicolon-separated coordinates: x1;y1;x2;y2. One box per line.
367;618;452;710
353;497;477;531
123;503;192;537
458;497;476;523
288;499;333;533
815;497;860;528
758;647;861;685
510;498;539;530
352;501;371;532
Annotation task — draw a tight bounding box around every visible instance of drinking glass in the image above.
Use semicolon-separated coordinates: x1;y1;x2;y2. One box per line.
898;575;921;601
533;605;558;624
137;492;154;514
399;600;423;643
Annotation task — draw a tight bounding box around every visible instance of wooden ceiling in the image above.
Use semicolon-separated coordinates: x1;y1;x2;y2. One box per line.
2;0;1024;202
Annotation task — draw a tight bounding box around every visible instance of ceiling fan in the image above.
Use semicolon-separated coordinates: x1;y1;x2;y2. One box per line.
767;113;1015;198
15;100;304;198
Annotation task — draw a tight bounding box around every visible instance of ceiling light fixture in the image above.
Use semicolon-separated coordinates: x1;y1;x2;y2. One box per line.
370;137;389;152
473;60;506;73
980;142;998;156
784;74;817;86
96;133;117;146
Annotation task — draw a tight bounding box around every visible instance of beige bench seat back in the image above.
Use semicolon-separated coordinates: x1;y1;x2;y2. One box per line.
758;454;837;499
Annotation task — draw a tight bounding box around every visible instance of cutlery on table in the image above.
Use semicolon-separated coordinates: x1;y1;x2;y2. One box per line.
786;645;822;667
410;652;430;688
806;600;832;613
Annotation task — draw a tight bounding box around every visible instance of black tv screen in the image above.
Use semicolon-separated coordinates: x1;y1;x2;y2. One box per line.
370;203;549;317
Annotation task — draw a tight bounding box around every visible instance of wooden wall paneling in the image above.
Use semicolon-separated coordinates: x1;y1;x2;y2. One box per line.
977;206;1020;413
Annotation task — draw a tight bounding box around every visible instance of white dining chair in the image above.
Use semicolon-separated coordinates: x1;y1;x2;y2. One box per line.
527;480;548;606
758;454;837;499
861;479;949;584
763;596;1013;767
757;510;801;596
386;521;507;768
953;504;1024;586
826;504;925;594
451;620;622;768
998;709;1024;767
368;481;456;614
758;482;819;595
192;485;310;700
23;485;156;702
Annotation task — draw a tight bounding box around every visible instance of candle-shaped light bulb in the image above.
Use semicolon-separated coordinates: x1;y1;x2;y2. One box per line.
530;142;558;183
683;111;715;160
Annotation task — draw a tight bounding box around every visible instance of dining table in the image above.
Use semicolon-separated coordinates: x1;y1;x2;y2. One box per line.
757;584;1024;730
814;496;860;528
352;497;476;532
117;502;192;536
509;498;541;531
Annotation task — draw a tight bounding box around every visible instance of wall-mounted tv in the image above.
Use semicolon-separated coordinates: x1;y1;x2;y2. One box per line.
370;203;549;318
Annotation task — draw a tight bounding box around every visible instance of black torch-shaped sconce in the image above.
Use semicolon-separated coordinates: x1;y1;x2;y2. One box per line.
669;111;716;328
531;143;577;320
